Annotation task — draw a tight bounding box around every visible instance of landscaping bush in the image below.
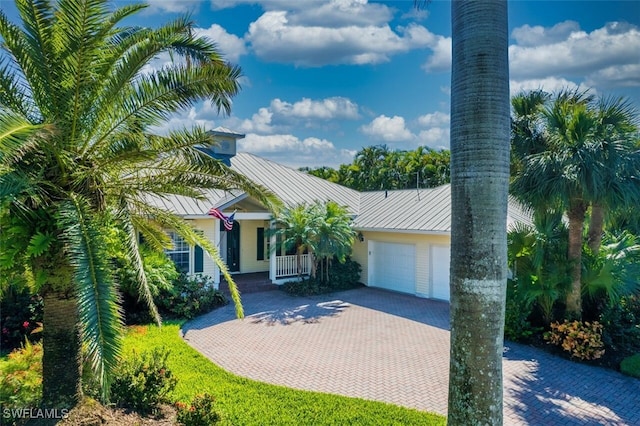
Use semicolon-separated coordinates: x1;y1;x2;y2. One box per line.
0;340;42;410
156;275;227;319
282;258;361;296
110;347;177;415
327;257;361;290
0;287;43;352
545;320;605;360
176;393;221;425
620;354;640;378
599;295;640;367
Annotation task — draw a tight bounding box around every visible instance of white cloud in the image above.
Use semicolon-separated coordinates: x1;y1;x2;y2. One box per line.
238;133;356;168
509;21;640;87
237;107;275;133
421;36;451;72
585;64;640;89
360;115;414;142
195;24;247;63
417;111;450;127
417;128;450;150
270;97;360;120
511;21;581;47
229;96;360;134
509;77;588;96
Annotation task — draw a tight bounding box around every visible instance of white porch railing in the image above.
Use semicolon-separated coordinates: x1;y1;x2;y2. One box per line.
275;254;311;278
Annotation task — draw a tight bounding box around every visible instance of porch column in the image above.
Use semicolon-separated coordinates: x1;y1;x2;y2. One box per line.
269;220;277;282
213;218;221;288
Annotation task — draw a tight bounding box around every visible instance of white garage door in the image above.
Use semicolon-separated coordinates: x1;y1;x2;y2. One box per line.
368;241;416;294
431;245;450;301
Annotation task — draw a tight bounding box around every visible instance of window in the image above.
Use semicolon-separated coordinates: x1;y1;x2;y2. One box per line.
166;231;190;273
165;231;204;274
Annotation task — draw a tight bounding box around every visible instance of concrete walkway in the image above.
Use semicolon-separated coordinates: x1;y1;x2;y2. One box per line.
182;288;640;425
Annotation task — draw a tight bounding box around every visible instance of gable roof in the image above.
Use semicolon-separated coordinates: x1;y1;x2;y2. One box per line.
353;184;532;234
230;153;361;214
152;151;531;232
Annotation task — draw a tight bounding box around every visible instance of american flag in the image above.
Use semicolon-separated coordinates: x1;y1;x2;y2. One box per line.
208;208;235;231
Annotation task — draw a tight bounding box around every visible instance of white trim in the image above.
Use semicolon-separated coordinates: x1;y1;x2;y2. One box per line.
218;193;249;210
234;212;272;220
213;219;221;287
354;227;451;236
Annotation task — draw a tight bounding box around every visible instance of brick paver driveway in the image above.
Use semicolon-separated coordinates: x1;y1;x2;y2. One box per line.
182;287;640;425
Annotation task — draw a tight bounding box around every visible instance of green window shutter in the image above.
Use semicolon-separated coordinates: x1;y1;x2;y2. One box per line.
257;228;265;261
194;245;204;273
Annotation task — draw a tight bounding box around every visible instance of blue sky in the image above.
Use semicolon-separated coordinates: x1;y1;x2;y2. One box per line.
3;0;640;168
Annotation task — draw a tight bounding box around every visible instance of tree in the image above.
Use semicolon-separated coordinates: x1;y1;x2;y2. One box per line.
271;204;320;276
448;1;510;424
0;0;279;408
271;200;355;281
510;89;639;317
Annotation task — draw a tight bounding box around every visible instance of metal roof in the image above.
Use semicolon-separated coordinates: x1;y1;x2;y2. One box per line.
149;152;531;230
353;185;532;234
230;152;361;214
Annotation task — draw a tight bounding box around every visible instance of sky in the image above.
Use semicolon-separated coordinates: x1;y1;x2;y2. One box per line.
2;0;640;168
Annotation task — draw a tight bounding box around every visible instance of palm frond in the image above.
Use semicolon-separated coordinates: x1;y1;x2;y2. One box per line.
116;202;162;326
0;112;44;166
56;194;123;399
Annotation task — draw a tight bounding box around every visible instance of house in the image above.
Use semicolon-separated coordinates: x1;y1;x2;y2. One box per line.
153;128;530;302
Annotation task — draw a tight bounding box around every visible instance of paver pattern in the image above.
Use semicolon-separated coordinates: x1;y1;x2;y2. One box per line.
182;287;640;425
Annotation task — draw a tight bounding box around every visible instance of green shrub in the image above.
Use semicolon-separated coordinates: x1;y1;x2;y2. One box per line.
110;347;177;414
0;287;43;351
327;257;361;290
545;320;605;360
0;340;42;410
600;295;640;360
156;275;227;319
282;258;361;297
176;393;221;425
620;354;640;378
504;291;540;342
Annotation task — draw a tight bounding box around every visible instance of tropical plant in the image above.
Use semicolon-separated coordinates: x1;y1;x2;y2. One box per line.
0;0;279;408
507;217;571;325
511;89;639;318
304;145;450;191
582;231;640;308
271;201;355;281
448;1;511;424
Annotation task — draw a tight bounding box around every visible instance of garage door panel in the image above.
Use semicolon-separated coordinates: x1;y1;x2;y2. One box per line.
369;241;416;294
431;245;450;301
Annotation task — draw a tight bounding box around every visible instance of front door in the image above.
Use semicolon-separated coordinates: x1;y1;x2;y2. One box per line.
226;221;240;272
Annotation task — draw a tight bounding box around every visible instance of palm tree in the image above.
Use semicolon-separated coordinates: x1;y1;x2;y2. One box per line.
0;0;279;408
510;89;639;317
271;204;320;276
448;1;510;424
313;201;356;282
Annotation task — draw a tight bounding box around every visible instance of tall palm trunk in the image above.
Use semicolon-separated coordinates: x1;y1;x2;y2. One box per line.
566;201;587;318
448;1;510;424
42;291;82;408
587;203;605;255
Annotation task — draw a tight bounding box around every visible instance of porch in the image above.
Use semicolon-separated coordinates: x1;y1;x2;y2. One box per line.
218;254;312;294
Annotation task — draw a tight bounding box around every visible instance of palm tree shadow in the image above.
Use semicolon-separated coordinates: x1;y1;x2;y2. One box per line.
248;300;350;325
503;342;640;425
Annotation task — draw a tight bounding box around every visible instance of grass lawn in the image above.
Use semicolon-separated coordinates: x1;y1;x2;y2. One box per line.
124;322;445;425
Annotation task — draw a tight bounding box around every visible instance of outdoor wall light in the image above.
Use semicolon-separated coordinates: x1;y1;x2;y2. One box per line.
357;232;364;242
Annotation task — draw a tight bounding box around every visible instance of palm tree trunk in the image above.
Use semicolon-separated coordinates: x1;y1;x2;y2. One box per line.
42;291;82;408
448;1;510;424
587;203;605;255
566;201;587;318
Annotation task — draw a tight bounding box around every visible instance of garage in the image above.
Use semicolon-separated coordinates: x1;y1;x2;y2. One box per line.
430;245;450;301
367;241;416;294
